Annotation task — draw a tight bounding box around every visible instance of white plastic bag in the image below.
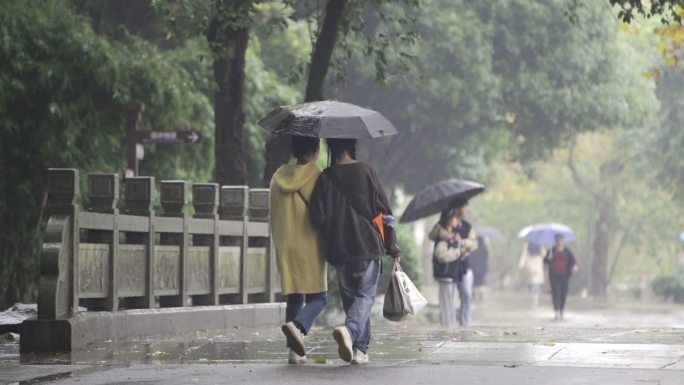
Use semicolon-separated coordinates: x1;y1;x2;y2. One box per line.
394;262;428;315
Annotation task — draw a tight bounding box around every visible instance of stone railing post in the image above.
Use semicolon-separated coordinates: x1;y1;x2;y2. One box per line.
249;189;274;302
159;180;188;307
85;173;119;311
38;168;80;319
192;183;219;305
220;186;249;304
123;177;155;309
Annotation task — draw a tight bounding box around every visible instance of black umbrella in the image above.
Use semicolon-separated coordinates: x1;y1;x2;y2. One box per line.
258;100;398;139
400;179;485;223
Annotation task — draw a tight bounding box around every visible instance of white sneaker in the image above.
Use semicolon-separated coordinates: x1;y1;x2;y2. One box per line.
351;349;369;365
332;326;353;363
282;322;306;357
288;350;307;364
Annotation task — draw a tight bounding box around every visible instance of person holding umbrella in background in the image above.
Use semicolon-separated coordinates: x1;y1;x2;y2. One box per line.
400;179;485;327
544;234;579;321
519;222;579;321
429;199;478;326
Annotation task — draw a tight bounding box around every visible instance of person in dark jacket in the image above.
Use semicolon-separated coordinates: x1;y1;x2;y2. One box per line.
544;234;579;321
309;138;401;365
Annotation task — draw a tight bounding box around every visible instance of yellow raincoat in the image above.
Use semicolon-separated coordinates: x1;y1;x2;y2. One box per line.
269;162;327;294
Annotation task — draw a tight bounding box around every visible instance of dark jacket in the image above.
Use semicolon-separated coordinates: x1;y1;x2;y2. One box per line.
309;162;399;266
432;220;472;282
544;246;577;279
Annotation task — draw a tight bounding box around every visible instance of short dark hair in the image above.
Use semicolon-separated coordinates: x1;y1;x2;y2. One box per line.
291;136;319;159
439;208;457;229
326;138;357;165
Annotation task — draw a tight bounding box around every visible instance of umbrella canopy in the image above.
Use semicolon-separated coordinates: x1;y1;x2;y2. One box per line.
400;179;485;223
475;226;505;243
258;100;398;139
679;231;684;243
518;222;576;246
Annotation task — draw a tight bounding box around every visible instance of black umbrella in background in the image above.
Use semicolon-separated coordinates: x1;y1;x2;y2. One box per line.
400;179;485;223
258;100;398;139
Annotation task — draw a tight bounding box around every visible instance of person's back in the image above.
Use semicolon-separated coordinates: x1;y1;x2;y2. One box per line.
309;161;392;266
269;136;327;364
270;161;325;293
308;138;399;365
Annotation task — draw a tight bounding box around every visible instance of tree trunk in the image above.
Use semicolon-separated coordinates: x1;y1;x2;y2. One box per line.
591;197;610;297
208;0;251;186
261;0;348;186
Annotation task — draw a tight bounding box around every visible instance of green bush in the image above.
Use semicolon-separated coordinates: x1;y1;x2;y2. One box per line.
650;274;684;303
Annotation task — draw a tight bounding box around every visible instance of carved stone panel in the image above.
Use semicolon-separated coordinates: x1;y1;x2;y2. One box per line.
78;243;109;298
188;246;210;294
118;244;146;297
218;246;240;292
247;247;267;290
154;245;180;295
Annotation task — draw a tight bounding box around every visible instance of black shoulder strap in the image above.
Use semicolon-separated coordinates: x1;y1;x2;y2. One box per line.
296;190;309;207
323;169;375;222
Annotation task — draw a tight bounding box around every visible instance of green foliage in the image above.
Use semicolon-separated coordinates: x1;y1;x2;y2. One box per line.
0;0;212;308
338;0;646;192
567;0;684;24
651;272;684;302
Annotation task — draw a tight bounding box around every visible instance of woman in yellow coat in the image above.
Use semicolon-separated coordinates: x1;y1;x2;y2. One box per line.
269;136;327;364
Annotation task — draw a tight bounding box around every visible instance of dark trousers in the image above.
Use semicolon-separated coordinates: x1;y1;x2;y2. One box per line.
285;292;328;339
336;259;381;354
549;274;569;312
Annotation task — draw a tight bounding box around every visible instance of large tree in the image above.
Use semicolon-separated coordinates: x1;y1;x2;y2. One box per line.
337;0;649;191
261;0;419;186
0;0;212;309
157;0;256;185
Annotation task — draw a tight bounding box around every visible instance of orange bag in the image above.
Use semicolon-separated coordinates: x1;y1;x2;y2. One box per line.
373;213;385;243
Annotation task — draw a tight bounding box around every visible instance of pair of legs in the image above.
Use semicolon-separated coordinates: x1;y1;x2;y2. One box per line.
549;274;569;319
438;270;473;327
336;259;381;354
285;292;328;341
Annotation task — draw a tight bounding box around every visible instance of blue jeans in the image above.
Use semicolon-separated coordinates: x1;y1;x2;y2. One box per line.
336;259;381;354
286;292;327;337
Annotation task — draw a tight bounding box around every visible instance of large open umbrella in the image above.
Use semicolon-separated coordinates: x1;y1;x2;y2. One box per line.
518;222;576;245
400;179;485;223
258;100;397;139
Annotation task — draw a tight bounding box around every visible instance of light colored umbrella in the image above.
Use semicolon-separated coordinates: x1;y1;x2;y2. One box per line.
518;222;576;245
679;231;684;243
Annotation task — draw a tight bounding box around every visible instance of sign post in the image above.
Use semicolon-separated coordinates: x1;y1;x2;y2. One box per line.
124;102;204;177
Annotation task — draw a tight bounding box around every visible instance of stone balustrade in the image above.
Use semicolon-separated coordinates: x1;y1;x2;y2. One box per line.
38;168;278;320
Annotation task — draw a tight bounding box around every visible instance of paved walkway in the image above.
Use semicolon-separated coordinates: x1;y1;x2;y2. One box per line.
2;291;683;384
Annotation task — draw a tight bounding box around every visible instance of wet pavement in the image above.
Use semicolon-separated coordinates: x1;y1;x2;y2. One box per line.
2;291;684;384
